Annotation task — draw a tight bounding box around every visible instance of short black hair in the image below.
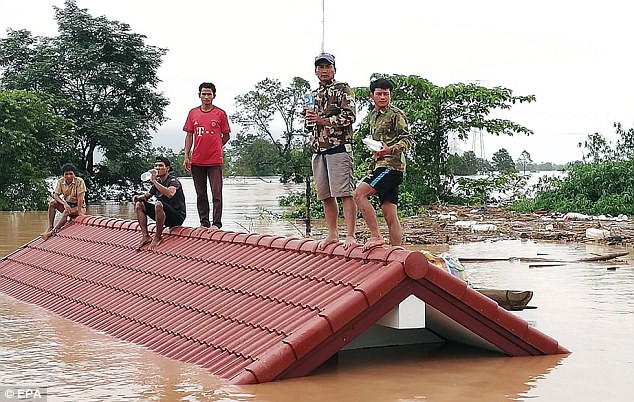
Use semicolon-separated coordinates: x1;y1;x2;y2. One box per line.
370;78;394;93
199;82;216;96
61;163;77;174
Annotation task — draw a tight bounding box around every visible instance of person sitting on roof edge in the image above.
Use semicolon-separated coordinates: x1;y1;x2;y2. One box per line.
132;156;186;250
42;163;86;240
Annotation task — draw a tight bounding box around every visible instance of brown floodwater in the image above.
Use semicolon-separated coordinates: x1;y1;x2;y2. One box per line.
1;177;633;401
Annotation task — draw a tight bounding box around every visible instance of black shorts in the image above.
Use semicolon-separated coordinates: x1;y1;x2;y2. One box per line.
363;168;404;206
143;201;186;227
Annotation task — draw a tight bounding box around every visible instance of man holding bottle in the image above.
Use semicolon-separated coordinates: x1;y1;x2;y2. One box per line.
132;156;186;250
305;52;357;250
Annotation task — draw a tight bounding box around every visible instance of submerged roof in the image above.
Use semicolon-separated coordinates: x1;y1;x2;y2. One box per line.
0;215;568;384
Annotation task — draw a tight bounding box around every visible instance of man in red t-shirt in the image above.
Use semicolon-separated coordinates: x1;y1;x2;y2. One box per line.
183;82;231;230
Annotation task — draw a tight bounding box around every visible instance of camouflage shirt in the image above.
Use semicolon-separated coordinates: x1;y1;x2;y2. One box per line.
310;80;356;152
369;104;411;172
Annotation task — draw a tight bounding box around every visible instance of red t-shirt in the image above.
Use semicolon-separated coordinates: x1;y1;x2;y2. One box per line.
183;106;231;166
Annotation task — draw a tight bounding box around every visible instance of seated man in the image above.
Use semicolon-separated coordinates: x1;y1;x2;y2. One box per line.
42;163;86;240
132;156;186;250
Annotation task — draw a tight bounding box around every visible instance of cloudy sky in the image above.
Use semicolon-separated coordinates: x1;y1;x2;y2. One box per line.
2;0;632;163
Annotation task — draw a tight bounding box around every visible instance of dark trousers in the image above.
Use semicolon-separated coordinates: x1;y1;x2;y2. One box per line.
191;165;223;228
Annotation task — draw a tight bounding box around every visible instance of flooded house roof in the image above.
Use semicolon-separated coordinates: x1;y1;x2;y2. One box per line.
0;215;568;384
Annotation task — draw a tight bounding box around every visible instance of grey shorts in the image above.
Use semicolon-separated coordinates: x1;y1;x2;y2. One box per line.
312;151;354;200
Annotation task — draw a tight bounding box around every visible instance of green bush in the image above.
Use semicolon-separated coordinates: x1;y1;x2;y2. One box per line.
512;159;634;215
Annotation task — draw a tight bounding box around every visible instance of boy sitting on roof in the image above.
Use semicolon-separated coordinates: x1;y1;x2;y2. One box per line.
42;163;86;240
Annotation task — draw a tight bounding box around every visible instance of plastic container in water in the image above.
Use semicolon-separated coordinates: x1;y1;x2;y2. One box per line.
471;223;497;232
585;228;610;240
362;137;383;152
455;220;478;229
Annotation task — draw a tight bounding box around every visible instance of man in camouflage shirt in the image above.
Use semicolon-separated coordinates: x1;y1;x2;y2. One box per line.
353;78;411;250
305;52;357;250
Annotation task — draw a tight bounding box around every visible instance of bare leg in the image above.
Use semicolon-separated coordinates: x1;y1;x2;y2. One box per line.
381;202;402;246
42;200;64;240
353;183;384;250
52;206;79;233
149;201;165;250
341;196;357;249
135;201;152;249
318;197;340;250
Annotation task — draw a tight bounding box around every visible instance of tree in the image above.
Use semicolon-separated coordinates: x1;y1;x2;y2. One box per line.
517;149;533;174
614;122;634;160
0;90;75;210
355;74;535;203
0;0;168;179
449;150;490;176
231;77;312;182
492;148;517;173
225;132;284;177
578;132;612;162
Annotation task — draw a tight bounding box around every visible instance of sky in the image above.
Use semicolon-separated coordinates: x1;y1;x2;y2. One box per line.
2;0;633;164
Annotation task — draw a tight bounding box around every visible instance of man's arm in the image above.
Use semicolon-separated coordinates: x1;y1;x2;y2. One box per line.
183;131;193;172
389;112;411;154
152;178;177;199
132;191;152;203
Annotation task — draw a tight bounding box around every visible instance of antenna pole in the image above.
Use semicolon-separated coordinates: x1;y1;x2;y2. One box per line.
321;0;325;52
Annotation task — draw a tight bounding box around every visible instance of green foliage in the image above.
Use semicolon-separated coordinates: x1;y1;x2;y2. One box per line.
448;151;491;175
450;171;528;206
225;132;285;177
354;74;535;205
91;146;187;202
279;184;324;219
512;159;634;215
0;0;168;182
516;149;533;173
579;122;634;162
231;77;312;182
515;124;634;216
0;90;75;210
491;148;517;173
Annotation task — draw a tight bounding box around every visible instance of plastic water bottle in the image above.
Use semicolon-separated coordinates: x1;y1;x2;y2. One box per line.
362;137;383;152
140;170;156;181
304;93;315;128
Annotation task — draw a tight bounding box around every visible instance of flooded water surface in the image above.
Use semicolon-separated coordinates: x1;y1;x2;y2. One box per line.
1;177;633;401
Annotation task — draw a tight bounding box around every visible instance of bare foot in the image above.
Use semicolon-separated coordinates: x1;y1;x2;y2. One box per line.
41;230;53;241
136;236;152;250
318;237;339;251
342;236;357;250
208;225;220;233
363;237;385;251
148;236;163;250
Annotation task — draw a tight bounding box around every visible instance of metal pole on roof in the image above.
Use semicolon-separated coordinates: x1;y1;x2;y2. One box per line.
321;0;325;52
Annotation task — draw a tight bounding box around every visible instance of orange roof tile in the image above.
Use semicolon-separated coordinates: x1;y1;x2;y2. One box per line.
0;215;568;384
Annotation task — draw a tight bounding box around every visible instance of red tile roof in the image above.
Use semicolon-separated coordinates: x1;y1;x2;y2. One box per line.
0;215;568;384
